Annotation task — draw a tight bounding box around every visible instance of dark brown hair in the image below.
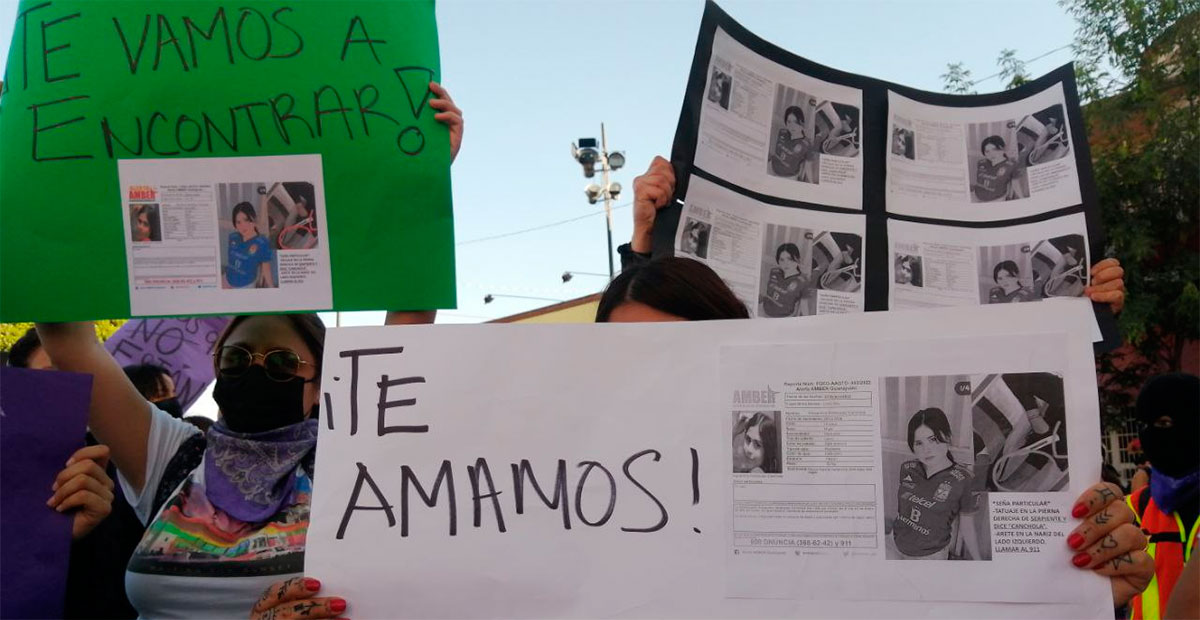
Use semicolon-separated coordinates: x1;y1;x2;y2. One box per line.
596;257;750;322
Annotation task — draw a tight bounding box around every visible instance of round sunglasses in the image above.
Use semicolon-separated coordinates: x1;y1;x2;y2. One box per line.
213;345;316;382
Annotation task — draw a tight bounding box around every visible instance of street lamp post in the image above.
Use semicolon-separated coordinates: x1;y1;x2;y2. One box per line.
571;124;625;281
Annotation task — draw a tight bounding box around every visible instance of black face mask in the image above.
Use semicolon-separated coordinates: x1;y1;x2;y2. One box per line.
1139;419;1200;478
153;397;184;419
212;366;307;434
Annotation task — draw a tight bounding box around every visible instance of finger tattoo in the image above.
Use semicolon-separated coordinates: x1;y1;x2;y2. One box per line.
1100;535;1119;550
1095;509;1112;525
1110;553;1134;569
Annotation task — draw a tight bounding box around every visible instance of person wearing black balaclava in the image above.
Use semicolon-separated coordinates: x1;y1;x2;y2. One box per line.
1125;373;1200;620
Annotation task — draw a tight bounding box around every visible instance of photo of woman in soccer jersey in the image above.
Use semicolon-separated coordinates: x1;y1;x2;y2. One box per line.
758;236;856;318
886;407;985;560
222;201;275;289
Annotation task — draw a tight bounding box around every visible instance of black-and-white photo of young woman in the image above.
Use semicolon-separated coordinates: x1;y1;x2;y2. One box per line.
882;375;992;561
708;60;733;110
732;411;781;474
680;218;711;259
758;225;860;317
892;125;915;160
894;254;923;287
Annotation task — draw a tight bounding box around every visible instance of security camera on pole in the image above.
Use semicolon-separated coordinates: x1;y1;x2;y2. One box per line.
570;124;625;281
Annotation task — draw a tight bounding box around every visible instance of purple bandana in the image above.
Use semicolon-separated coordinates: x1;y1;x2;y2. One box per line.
204;418;318;523
1150;467;1200;516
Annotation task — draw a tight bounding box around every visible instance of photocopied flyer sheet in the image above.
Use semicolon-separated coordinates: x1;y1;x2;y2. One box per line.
676;176;865;317
721;333;1095;603
118;155;333;316
887;84;1082;222
693;27;864;210
305;303;1111;619
660;1;1116;349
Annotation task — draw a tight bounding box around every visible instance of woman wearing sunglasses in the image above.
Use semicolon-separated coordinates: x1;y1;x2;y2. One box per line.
37;315;348;618
32;81;464;620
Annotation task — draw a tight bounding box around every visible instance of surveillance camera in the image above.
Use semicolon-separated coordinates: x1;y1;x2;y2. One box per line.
607;151;626;170
607;182;622;199
561;272;573;283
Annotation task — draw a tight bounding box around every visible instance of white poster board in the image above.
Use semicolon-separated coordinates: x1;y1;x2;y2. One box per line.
306;303;1110;618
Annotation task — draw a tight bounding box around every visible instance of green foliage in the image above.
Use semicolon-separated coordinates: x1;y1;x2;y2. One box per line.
944;2;1199;429
0;321;126;353
940;62;976;94
997;49;1031;88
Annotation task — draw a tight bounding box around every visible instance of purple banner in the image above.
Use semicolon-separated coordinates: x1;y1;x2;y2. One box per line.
0;367;92;619
104;317;230;413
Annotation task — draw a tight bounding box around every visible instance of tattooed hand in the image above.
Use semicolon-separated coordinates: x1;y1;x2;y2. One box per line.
250;577;347;620
1068;482;1152;608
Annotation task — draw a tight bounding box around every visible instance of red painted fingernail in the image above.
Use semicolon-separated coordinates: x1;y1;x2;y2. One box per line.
1068;533;1085;549
304;578;320;592
1072;552;1092;567
330;598;347;613
1071;503;1088;518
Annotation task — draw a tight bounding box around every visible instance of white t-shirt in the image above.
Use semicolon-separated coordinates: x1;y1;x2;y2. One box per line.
119;404;311;619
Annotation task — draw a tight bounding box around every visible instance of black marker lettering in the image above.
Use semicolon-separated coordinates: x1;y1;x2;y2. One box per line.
15;2;52;89
338;346;406;436
401;460;456;537
574;461;616;527
28;96;92;161
147;111;179;155
512;459;571;530
235;7;272;61
231;101;267;147
392;66;435;118
175;114;203;152
183;8;234;68
269;7;303;58
112;14;152;75
268;92;314;144
376;374;428;435
340;16;385;63
101;115;145;157
313;85;354;140
353;84;399;136
620;449;668;533
336;462;396;540
40;12;82;83
468;458;507;532
202;109;239;152
153;13;190;72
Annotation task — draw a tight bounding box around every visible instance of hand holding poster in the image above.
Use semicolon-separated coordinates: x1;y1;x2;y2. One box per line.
305;303;1114;618
0;0;454;321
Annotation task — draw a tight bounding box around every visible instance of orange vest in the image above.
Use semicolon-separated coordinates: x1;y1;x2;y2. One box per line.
1126;486;1199;620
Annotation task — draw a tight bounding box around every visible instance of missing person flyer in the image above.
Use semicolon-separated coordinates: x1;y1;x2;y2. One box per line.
720;329;1100;604
661;1;1116;349
118;155;332;316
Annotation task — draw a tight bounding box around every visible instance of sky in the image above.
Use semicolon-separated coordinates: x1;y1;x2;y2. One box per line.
0;1;1091;415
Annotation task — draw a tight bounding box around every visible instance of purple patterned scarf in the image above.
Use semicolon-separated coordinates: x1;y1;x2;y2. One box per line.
204;418;318;523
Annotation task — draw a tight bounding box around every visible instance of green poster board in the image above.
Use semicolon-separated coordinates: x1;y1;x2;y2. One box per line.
0;0;454;321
